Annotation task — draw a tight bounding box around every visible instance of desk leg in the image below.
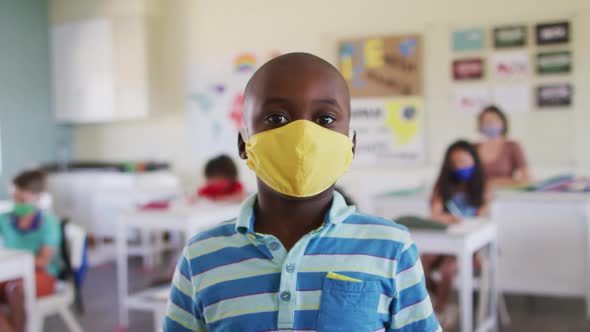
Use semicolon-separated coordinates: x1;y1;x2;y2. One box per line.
586;203;590;319
117;219;130;328
459;249;473;332
490;240;499;332
23;256;38;332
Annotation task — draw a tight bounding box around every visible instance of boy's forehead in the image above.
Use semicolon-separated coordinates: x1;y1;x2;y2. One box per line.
245;53;350;103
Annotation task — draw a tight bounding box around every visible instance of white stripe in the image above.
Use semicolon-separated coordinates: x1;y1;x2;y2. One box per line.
396;260;424;293
378;293;393;314
187;232;251;259
391;296;434;329
300;254;397;279
327;223;411;244
172;269;194;298
204;292;279;323
195;258;280;291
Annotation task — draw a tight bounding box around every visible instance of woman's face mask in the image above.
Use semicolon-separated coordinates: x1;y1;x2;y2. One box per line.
480;112;504;139
481;125;503;139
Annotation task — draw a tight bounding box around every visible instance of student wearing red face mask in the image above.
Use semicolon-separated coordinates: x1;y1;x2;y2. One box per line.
191;155;244;202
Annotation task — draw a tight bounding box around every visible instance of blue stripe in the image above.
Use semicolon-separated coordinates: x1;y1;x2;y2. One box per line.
178;256;192;280
296;271;395;296
207;310;278;331
162;317;194;332
394;282;429;313
197;273;281;307
169;287;200;320
305;237;405;259
293;309;318;330
188;221;237;245
189;244;270;276
397;244;420;273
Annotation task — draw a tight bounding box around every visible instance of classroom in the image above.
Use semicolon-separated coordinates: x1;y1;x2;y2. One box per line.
1;0;590;331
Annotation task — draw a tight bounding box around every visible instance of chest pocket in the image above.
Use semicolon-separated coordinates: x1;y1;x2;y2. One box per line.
317;273;380;332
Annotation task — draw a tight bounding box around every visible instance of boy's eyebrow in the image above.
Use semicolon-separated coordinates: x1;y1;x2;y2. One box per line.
263;97;290;106
312;98;342;111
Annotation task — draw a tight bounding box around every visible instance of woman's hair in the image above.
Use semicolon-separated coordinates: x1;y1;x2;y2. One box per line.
478;105;509;136
13;169;47;193
204;155;238;181
433;140;486;208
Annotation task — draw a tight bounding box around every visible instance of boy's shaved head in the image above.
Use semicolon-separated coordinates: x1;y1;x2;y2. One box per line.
242;52;351;134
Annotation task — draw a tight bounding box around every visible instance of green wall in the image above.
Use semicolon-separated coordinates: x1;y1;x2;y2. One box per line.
0;0;72;197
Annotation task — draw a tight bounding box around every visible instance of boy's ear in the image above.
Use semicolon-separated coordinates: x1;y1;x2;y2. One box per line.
238;132;247;160
352;131;357;156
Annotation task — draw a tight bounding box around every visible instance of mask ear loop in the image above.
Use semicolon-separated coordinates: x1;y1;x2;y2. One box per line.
240;127;250;141
348;129;356;142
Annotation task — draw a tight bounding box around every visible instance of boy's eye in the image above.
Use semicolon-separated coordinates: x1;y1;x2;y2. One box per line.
317;115;335;126
266;114;289;125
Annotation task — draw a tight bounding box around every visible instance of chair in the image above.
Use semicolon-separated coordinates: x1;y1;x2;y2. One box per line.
38;220;88;332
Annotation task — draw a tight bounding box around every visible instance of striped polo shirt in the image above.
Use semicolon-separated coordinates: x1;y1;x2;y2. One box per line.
164;192;441;332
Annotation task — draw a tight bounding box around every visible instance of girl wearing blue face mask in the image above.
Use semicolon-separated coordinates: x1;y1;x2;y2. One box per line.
421;140;489;328
476;105;531;188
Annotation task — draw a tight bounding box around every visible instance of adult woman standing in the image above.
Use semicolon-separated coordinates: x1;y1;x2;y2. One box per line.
476;105;531;188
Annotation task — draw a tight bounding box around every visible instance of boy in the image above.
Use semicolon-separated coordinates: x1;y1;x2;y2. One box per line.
164;53;440;331
0;170;61;332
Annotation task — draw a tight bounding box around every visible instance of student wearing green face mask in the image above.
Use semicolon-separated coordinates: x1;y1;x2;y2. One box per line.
0;169;61;332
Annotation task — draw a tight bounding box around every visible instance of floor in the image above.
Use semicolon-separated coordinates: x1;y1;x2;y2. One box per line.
44;261;590;332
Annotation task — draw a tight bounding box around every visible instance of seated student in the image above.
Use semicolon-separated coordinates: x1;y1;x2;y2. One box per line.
164;53;440;331
421;140;489;329
0;170;61;332
190;155;244;203
476;105;531;188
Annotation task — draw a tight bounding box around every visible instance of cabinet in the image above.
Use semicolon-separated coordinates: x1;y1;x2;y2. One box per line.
50;17;148;123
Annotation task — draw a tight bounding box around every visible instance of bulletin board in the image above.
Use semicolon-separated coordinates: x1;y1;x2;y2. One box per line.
338;35;425;166
450;20;573;114
339;36;422;97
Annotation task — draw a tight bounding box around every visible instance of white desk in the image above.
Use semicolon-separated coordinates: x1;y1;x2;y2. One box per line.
0;249;38;332
490;191;590;318
411;221;498;332
116;201;241;330
374;190;590;319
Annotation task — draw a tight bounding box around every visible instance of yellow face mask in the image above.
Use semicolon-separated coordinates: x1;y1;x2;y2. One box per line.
242;120;354;198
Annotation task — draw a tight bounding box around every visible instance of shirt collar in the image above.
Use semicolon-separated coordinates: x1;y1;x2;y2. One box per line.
236;190;356;234
11;211;42;233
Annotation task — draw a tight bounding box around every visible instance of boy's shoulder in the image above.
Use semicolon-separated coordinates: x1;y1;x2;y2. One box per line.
186;218;240;247
340;212;413;244
344;212;409;231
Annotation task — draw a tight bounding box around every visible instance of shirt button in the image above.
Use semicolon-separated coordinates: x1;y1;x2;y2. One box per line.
280;291;291;302
285;264;295;273
269;241;280;251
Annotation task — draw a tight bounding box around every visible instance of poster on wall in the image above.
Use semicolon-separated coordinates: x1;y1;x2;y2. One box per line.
491;51;529;79
536;21;570;45
453;58;485;80
454;87;492;113
537;51;572;74
493;85;531;113
338;35;422;97
452;28;485;52
350;97;424;165
537;83;572;108
493;25;528;48
186;52;280;158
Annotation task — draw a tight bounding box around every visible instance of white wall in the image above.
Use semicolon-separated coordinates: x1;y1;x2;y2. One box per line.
50;0;590;189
